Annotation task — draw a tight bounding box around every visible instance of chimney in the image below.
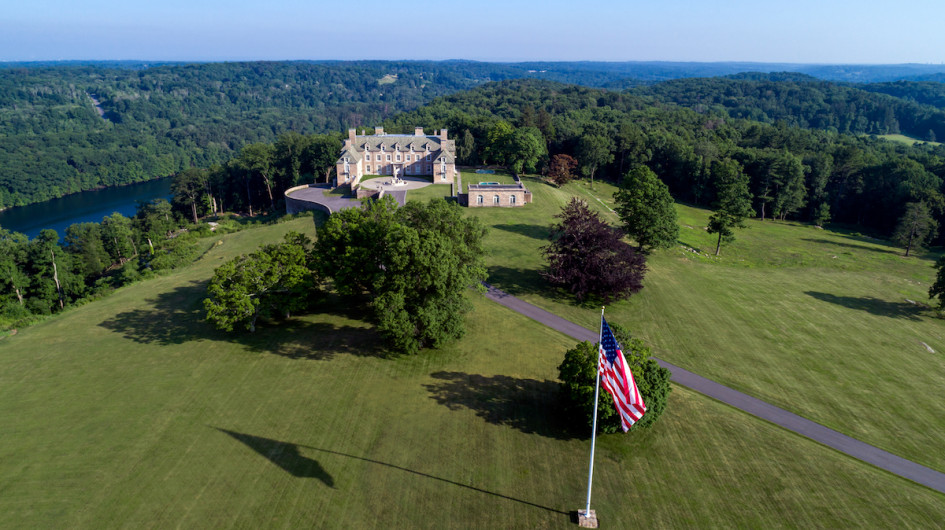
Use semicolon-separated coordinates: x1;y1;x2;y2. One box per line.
439;128;448;140
348;128;356;143
415;127;424;136
374;126;384;136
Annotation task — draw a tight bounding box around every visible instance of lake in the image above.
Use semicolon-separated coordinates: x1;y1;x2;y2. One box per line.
0;178;172;239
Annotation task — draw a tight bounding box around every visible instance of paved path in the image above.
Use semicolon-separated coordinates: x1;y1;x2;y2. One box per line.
286;184;361;214
481;283;945;494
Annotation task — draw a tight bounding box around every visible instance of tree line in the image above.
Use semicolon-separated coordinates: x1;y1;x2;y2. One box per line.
0;199;214;328
385;79;945;240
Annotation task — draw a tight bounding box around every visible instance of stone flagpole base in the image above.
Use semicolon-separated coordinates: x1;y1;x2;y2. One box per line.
576;509;598;528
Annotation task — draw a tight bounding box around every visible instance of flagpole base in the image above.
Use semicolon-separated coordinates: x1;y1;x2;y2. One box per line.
576;509;598;528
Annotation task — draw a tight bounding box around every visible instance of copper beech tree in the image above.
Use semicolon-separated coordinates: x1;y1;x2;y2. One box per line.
542;198;646;303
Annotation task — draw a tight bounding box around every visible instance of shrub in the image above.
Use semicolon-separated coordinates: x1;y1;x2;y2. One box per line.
558;323;671;434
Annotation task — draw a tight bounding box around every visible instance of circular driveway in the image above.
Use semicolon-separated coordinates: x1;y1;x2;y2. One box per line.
285;184;361;214
358;176;432;192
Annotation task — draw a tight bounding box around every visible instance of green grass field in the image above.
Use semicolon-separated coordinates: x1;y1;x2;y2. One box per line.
875;133;942;147
2;216;944;527
469;176;945;474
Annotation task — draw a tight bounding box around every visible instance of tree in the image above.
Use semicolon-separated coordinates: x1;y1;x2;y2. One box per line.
100;212;136;264
707;159;754;256
812;202;831;227
892;201;936;257
507;126;547;175
558;323;671;434
542;198;646;302
26;230;79;313
171;168;207;224
0;228;29;308
577;133;614;190
457;129;477;165
204;233;317;332
316;196;487;355
302;134;342;184
614;166;679;252
65;222;109;279
483;120;515;166
929;256;945;310
239;143;276;210
547;154;578;187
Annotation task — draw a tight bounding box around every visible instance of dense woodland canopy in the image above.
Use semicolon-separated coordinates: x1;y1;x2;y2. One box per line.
6;61;945;329
633;73;945;141
5;60;945;209
386;79;945;239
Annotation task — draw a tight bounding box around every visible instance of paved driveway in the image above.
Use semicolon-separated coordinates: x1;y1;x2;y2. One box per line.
286;184;362;214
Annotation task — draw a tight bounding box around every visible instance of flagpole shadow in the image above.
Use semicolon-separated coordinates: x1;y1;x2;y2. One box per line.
214;427;335;487
304;445;569;517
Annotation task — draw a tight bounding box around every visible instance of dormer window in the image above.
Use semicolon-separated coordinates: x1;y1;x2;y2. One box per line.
380;144;385;151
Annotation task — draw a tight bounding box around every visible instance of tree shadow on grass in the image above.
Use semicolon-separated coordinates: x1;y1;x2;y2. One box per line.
98;281;388;360
805;291;924;321
800;238;899;255
214;428;334;486
492;223;550;240
485;266;610;310
423;371;578;440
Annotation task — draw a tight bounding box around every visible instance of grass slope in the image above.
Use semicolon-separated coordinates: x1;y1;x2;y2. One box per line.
1;215;944;527
472;176;945;474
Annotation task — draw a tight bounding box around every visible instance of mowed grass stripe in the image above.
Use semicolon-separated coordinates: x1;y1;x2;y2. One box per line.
475;177;945;473
1;216;944;527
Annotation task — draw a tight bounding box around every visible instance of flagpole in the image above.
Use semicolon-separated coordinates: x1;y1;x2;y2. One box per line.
582;307;605;522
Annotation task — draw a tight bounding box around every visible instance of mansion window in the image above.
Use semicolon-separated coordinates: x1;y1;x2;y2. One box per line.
426;165;431;173
387;154;391;161
396;154;401;161
366;165;371;172
365;154;371;161
510;195;516;205
406;155;411;161
426;154;431;161
493;195;500;204
477;195;483;205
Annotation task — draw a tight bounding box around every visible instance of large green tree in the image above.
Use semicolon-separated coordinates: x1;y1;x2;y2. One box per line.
558;323;671;434
508;126;547;174
707;159;754;256
171;168;208;224
0;228;29;309
614;166;679;252
576;132;614;190
892;201;937;257
316;196;487;355
204;232;317;332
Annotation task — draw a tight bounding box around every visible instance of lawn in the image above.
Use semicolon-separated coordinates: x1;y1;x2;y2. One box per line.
469;176;945;473
2;216;943;527
875;133;942;147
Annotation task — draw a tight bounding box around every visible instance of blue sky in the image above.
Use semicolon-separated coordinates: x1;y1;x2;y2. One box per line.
2;0;944;63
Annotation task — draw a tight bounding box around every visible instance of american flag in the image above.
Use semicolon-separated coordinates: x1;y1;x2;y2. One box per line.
599;318;646;431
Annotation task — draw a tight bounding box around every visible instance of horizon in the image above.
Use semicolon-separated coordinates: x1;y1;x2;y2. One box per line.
3;1;944;64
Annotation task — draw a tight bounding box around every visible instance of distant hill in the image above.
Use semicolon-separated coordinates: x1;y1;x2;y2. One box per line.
4;59;945;209
632;74;945;141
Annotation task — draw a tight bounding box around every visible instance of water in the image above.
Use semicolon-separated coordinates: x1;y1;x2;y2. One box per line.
0;178;172;239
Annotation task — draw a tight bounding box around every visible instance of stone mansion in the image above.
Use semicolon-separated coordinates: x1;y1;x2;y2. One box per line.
335;127;456;189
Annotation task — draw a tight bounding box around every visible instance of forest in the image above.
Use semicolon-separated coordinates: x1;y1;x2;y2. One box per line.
6;60;945;209
384;79;945;236
5;67;945;332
